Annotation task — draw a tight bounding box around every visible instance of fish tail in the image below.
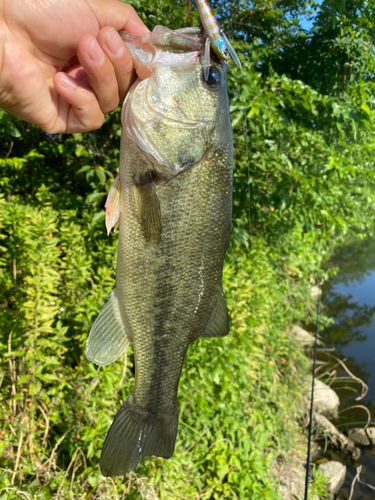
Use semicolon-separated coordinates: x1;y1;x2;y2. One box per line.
100;394;179;476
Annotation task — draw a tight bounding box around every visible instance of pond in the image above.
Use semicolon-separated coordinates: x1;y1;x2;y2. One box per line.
319;236;375;499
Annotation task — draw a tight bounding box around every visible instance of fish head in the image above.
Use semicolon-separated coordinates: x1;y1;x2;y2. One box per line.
121;26;231;177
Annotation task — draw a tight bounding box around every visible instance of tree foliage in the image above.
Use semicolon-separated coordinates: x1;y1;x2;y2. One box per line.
1;0;375;498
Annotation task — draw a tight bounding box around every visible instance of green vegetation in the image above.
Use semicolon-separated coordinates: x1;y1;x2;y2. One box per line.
1;0;375;498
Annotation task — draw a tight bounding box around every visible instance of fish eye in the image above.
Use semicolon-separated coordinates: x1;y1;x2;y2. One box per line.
202;66;222;88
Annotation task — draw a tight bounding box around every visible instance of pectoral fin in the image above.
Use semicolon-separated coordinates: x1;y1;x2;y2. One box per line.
86;289;130;366
105;174;121;236
134;172;162;244
200;289;229;338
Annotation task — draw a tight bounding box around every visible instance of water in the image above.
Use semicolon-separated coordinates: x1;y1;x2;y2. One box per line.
318;236;375;499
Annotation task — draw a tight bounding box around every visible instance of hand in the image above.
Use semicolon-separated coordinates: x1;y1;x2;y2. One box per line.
0;0;148;133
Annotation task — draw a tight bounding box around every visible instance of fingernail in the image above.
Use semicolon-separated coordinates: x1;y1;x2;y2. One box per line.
60;74;78;90
106;29;125;57
89;39;104;64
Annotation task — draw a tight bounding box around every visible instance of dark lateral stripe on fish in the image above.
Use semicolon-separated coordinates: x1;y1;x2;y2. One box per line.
147;236;177;408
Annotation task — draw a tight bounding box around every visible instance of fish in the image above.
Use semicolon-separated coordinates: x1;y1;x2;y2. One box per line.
85;23;233;476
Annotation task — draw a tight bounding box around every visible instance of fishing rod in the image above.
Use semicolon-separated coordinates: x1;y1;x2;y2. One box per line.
304;282;322;500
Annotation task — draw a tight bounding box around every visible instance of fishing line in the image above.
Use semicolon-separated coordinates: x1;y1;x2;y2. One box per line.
304;281;322;500
182;0;196;26
233;77;252;247
242;87;252;245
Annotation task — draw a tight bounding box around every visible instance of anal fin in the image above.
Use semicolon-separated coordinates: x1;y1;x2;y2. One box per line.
200;289;229;338
86;289;130;366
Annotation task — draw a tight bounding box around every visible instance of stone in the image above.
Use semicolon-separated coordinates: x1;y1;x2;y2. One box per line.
314;413;361;460
366;427;375;445
312;379;340;419
347;427;375;446
274;459;305;500
319;460;346;498
292;325;321;346
311;286;322;300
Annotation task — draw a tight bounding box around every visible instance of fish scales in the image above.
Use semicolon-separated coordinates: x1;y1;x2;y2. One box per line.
86;25;233;476
118;138;231;410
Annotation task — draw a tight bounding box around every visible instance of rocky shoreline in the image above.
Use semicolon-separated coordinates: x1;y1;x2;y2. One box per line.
277;323;375;500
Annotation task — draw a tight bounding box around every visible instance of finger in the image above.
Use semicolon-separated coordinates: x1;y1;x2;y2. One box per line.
65;63;88;84
77;34;120;114
92;0;149;35
97;27;135;103
53;72;105;133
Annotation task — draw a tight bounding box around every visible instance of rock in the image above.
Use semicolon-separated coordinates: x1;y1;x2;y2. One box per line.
314;413;361;460
312;379;340;419
347;428;371;446
273;459;305;500
319;460;346;498
347;427;375;446
311;286;322;300
292;325;322;346
367;427;375;443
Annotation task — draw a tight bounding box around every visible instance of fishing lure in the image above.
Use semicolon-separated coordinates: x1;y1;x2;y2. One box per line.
194;0;242;79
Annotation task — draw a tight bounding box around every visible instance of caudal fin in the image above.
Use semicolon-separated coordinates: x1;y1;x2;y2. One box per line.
100;395;179;476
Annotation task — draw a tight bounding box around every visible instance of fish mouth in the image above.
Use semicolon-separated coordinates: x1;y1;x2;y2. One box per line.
120;25;206;55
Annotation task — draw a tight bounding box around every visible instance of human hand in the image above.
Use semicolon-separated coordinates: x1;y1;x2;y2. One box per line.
0;0;148;133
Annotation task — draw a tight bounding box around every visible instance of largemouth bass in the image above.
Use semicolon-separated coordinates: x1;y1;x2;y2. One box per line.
85;24;233;477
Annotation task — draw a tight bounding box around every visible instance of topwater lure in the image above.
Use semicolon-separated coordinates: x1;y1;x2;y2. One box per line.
194;0;242;79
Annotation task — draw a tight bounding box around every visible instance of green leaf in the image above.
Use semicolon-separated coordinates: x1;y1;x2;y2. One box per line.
75;144;87;157
95;168;106;184
77;165;92;174
92;211;106;223
361;103;371;117
86;191;105;204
